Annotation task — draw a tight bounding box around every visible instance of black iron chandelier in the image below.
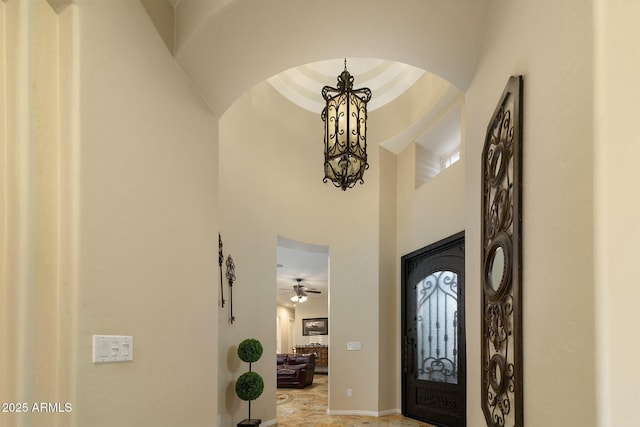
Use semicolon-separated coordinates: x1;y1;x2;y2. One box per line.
321;59;372;191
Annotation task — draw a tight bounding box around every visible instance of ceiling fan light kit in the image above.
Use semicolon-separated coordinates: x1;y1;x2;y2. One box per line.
288;278;321;304
290;294;308;303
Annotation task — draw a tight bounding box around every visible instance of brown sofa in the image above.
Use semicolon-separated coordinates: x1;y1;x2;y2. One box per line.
277;353;316;388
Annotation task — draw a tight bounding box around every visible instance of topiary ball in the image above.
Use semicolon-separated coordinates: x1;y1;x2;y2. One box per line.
235;371;264;401
237;338;263;363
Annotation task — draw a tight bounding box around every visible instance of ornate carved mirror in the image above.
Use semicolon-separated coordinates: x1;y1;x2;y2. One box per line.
481;76;523;427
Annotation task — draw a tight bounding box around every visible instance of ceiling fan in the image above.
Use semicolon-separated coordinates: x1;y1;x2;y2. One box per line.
289;278;321;303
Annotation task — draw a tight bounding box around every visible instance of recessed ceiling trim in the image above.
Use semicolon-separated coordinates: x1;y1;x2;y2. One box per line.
267;58;424;113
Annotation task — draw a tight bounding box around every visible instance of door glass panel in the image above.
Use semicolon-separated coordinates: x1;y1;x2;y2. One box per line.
416;270;458;384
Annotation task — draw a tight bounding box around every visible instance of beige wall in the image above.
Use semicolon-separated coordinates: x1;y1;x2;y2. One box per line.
140;0;174;54
276;305;295;353
393;103;466;417
1;1;72;426
2;3;18;426
0;2;6;418
1;1;220;427
219;80;383;422
7;0;640;426
292;297;329;347
397;145;466;256
464;1;595;425
389;1;597;425
378;147;398;412
33;0;63;420
594;1;640;426
72;2;219;427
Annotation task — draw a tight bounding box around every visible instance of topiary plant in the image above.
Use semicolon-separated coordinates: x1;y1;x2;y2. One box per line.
235;338;264;426
235;371;264;401
237;338;263;363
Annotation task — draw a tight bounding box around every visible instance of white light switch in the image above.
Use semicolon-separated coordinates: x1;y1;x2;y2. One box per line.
93;335;133;363
347;341;361;351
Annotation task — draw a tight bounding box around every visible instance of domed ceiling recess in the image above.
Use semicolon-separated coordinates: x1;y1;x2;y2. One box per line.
267;57;462;171
267;58;425;113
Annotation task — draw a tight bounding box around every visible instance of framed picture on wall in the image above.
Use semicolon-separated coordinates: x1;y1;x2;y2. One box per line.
302;318;328;336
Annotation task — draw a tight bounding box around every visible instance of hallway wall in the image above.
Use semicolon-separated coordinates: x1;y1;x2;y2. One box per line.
293;297;329;347
70;2;220;426
594;1;640;425
464;1;595;425
0;1;221;426
218;80;383;424
276;305;295;353
395;119;466;413
7;0;638;426
1;2;73;426
176;2;601;423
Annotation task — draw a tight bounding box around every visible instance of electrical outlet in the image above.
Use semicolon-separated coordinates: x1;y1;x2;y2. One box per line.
347;388;352;398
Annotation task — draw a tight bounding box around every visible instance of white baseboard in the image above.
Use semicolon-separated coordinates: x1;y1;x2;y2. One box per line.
326;408;401;417
260;418;277;426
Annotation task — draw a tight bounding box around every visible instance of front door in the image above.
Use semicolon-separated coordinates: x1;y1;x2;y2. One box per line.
402;232;466;427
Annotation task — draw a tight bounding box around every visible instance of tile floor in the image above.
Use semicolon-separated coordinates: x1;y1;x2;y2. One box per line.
276;375;435;427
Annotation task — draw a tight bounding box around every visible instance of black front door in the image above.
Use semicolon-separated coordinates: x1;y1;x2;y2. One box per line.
402;232;466;427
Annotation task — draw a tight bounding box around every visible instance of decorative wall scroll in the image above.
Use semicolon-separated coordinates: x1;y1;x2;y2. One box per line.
226;255;236;324
219;233;226;308
218;233;238;324
481;76;523;427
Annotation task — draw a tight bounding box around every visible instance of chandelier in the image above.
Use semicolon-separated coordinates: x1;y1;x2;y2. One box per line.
321;59;372;190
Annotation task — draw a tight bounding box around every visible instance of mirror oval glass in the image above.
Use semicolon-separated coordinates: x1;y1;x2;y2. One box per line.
494;360;502;385
490;246;505;291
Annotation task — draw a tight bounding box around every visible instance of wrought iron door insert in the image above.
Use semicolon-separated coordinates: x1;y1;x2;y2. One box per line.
402;232;465;427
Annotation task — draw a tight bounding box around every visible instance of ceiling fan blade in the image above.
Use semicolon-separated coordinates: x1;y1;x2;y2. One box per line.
306;290;322;294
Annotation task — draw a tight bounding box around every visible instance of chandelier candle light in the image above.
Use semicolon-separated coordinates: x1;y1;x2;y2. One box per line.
322;59;372;190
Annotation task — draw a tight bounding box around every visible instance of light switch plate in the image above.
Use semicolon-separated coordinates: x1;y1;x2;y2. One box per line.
93;335;133;363
347;341;361;351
